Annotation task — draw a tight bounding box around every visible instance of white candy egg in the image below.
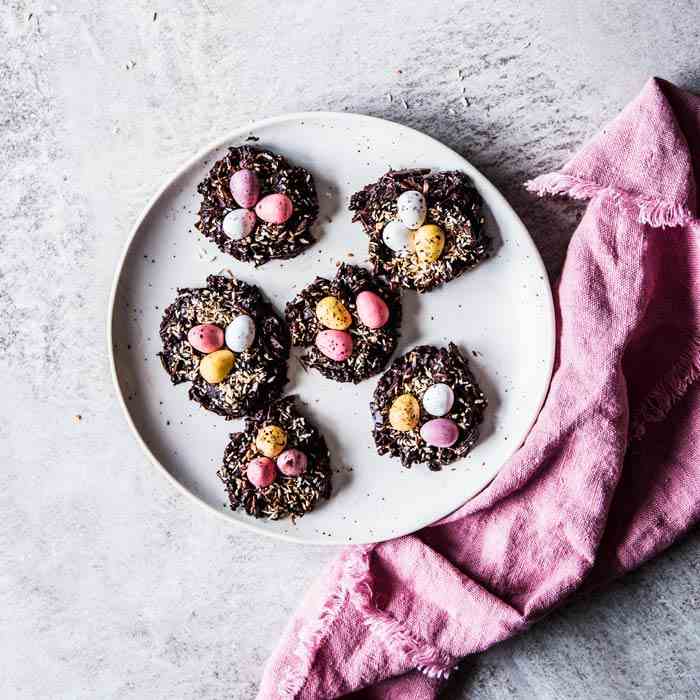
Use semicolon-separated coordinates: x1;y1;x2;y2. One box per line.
382;220;412;253
222;209;256;240
225;314;256;352
422;383;455;417
397;190;427;229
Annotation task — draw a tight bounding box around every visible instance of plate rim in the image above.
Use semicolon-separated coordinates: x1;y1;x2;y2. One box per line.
107;110;556;545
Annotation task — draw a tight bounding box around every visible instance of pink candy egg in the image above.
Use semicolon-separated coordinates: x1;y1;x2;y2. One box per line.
315;330;353;362
246;457;277;488
356;290;390;329
255;193;294;224
187;324;224;354
229;169;260;208
420;418;460;448
276;449;308;476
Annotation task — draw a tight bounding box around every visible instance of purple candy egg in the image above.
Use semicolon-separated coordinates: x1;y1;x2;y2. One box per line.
230;169;260;208
276;449;308;476
420;418;460;448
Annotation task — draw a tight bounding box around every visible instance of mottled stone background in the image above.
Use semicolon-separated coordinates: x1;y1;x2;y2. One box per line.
2;1;699;698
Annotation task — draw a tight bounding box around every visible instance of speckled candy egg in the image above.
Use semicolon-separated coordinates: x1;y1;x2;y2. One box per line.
397;190;427;229
198;349;235;384
246;456;277;488
422;383;455;417
230;168;261;208
355;290;390;329
255;425;287;458
414;224;445;263
276;449;308;477
222;209;256;240
255;193;294;224
225;314;256;353
316;296;352;330
389;393;420;432
315;330;353;361
420;418;459;447
382;220;413;253
187;324;224;354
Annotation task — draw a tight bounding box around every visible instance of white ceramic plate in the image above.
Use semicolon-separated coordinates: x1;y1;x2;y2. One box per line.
109;112;554;545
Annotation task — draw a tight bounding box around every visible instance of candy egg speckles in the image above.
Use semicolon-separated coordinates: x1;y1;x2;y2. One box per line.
382;220;413;253
225;314;256;353
315;329;353;361
255;193;294;224
420;418;459;448
397;190;426;229
389;393;420;432
422;383;454;417
276;449;308;476
355;290;390;329
187;324;224;354
246;456;277;488
255;425;287;458
230;168;260;208
414;224;445;263
198;349;235;384
222;209;256;240
316;296;352;330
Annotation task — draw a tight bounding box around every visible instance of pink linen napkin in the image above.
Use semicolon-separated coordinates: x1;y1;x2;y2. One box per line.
258;77;700;699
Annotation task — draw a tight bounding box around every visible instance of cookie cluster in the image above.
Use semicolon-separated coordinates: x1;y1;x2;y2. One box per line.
157;147;494;521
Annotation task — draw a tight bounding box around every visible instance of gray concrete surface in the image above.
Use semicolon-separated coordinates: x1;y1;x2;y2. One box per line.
2;1;699;698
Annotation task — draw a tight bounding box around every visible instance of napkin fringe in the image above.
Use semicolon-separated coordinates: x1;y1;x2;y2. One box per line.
278;546;454;697
277;553;352;698
345;547;456;681
631;336;700;440
525;172;692;229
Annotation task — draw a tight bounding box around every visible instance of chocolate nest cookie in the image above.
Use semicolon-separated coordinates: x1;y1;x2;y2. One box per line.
195;145;319;266
371;343;487;469
217;396;333;520
349;168;489;292
285;263;402;383
158;274;290;419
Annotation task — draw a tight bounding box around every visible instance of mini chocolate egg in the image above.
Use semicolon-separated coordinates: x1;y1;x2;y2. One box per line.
187;324;224;354
198;349;235;384
277;449;308;476
397;190;427;229
222;208;256;240
255;193;294;224
420;418;459;447
316;296;352;330
422;383;455;417
225;314;256;352
230;168;261;208
255;425;287;458
389;393;420;432
315;330;353;361
247;456;277;488
356;290;390;329
414;224;445;263
382;220;413;253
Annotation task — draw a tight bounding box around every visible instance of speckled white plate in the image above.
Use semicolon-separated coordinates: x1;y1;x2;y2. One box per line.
109;112;554;545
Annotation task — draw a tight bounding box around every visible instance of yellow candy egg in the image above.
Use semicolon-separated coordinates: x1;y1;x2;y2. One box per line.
414;224;445;263
389;393;420;432
198;349;235;384
255;425;287;458
316;296;352;330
